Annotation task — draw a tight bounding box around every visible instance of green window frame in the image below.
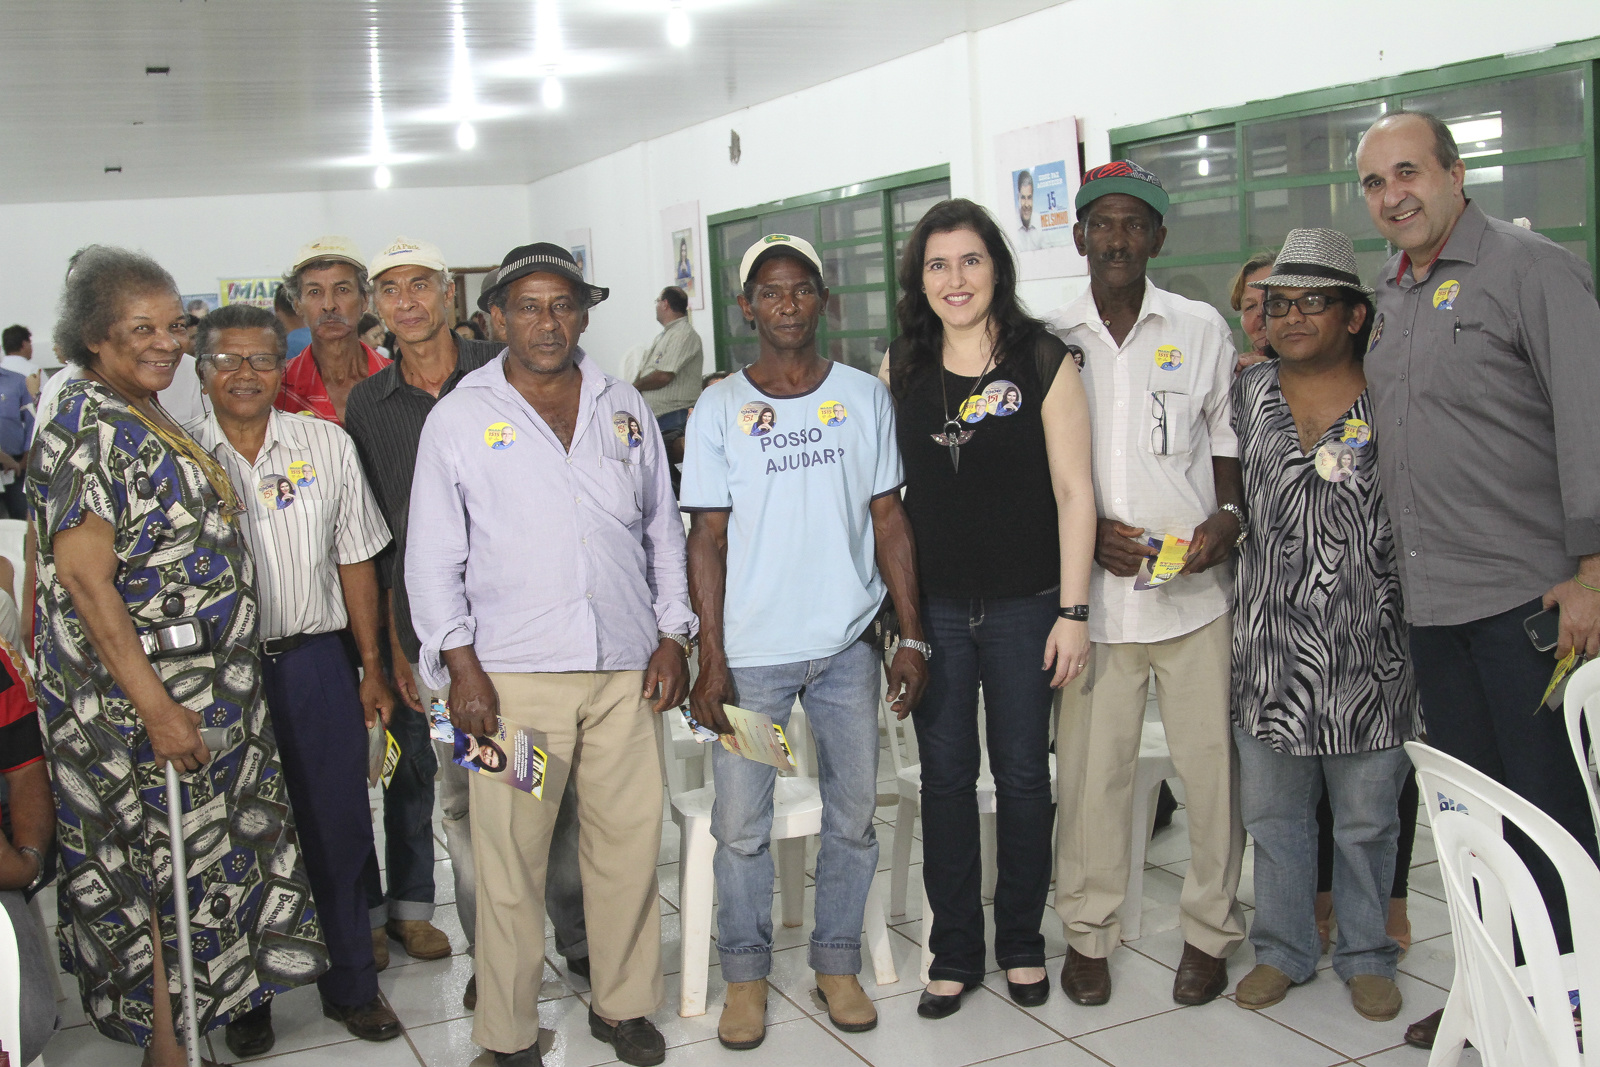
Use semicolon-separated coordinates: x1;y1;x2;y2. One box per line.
707;165;952;373
1110;38;1600;343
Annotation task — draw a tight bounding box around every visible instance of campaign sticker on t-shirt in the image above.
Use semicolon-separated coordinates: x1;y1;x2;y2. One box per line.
959;394;987;424
983;380;1022;416
739;402;776;437
484;422;516;450
817;401;848;427
612;410;644;448
288;459;317;487
1314;442;1357;483
258;474;297;510
1340;418;1371;448
1155;345;1183;371
1433;279;1461;310
1367;313;1385;353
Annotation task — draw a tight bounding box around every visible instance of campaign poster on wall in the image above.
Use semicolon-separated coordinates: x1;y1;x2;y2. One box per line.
566;228;593;283
993;117;1087;280
216;277;281;309
659;201;704;310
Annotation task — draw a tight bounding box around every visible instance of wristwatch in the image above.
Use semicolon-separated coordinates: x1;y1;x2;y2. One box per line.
17;845;44;894
1218;503;1248;547
1058;605;1090;622
659;632;692;657
899;639;933;662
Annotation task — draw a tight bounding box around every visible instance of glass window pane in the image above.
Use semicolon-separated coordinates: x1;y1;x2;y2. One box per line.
1355;249;1392;290
1127;128;1237;196
1247;182;1377;248
892;180;951;230
1461;156;1586;229
1161;197;1240;258
821;195;883;242
1558;240;1592;270
1148;260;1246;323
827;290;889;333
723;295;751;338
724;341;758;370
822;241;886;288
828;336;888;374
1245;103;1386;179
716;219;761;264
1403;69;1585;155
758;208;817;245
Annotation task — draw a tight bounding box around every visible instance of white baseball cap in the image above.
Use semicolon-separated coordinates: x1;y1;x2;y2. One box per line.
738;233;824;287
369;236;449;281
289;235;366;274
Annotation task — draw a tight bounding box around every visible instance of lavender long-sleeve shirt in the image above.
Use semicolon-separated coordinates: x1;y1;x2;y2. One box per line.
407;350;695;688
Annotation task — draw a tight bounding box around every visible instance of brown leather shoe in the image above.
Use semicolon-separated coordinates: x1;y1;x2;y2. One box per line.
321;995;401;1041
814;972;877;1032
387;918;452;960
1172;943;1228;1006
1405;1007;1443;1049
371;926;389;972
1060;947;1110;1006
718;979;768;1050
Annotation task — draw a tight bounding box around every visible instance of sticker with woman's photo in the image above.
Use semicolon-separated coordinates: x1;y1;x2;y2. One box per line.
817;401;848;427
611;410;644;449
739;402;777;437
983;380;1022;417
483;423;516;450
258;475;296;510
1314;442;1358;483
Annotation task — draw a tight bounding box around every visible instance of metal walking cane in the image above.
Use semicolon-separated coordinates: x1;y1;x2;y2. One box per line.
165;727;226;1067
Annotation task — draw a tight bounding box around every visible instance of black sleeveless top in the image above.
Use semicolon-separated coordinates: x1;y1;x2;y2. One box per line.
890;330;1070;599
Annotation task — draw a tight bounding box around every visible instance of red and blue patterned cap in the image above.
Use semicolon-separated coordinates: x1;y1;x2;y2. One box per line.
1074;160;1169;219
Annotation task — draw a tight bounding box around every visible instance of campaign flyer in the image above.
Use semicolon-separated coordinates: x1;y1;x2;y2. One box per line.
718;704;797;770
432;700;547;798
1134;534;1192;591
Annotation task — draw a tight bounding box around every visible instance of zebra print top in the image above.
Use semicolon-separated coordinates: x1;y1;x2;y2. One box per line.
1229;362;1422;756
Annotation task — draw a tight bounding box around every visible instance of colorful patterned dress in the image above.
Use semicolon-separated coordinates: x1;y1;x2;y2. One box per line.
28;379;327;1047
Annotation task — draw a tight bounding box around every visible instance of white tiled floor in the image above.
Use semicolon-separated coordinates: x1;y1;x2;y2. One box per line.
37;745;1462;1067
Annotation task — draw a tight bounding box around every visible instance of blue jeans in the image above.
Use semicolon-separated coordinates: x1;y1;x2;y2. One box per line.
363;697;439;924
655;407;690;437
1235;726;1412;983
914;593;1057;983
712;640;881;981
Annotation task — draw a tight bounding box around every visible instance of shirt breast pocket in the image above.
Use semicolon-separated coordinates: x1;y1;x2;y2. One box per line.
594;455;645;526
1146;390;1193;456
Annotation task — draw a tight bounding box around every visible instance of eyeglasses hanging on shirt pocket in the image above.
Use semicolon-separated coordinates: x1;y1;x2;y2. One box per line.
1147;390;1192;456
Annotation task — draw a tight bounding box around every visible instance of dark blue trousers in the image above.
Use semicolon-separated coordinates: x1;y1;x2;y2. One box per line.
1410;596;1600;953
261;632;380;1007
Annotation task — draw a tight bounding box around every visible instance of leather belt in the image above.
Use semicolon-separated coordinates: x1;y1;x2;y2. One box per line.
260;633;315;658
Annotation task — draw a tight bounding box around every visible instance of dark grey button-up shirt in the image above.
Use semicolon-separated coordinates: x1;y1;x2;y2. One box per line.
1366;200;1600;627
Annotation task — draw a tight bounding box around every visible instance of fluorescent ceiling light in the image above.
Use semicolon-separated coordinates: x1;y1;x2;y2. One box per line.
1448;117;1502;146
667;4;691;46
1197;134;1208;149
542;74;564;109
456;121;477;150
374;165;392;189
1197;157;1210;176
451;3;477;149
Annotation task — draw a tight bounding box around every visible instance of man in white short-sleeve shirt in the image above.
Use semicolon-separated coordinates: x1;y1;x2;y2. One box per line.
1044;161;1247;1011
680;234;928;1050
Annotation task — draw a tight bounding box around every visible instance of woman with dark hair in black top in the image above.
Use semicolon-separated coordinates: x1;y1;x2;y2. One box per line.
878;198;1096;1018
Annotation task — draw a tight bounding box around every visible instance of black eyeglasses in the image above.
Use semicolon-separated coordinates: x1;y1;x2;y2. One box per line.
1264;294;1346;318
207;353;282;372
1150;391;1168;456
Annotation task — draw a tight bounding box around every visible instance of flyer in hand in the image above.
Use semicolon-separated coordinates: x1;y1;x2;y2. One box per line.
718;704;797;770
429;699;548;799
1134;533;1191;591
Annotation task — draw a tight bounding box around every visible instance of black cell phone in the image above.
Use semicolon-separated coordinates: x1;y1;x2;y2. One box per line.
1524;607;1561;652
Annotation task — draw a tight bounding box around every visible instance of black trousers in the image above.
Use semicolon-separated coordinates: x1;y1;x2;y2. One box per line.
1409;596;1599;952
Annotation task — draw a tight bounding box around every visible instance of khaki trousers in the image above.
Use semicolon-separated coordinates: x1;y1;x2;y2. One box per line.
1054;613;1246;959
471;671;664;1054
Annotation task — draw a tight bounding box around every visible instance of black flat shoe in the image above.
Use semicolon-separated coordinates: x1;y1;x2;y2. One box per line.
224;1001;275;1058
1007;977;1050;1007
917;981;981;1019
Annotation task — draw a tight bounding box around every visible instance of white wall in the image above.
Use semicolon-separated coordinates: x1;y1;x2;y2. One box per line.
0;184;528;362
526;0;1600;374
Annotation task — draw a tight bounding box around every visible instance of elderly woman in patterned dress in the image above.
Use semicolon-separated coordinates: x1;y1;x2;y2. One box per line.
29;246;327;1066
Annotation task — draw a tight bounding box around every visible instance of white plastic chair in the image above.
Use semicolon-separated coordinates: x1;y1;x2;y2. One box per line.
1560;658;1600;838
671;720;899;1017
1118;718;1178;941
0;895;19;1067
1432;809;1575;1066
1406;741;1600;1067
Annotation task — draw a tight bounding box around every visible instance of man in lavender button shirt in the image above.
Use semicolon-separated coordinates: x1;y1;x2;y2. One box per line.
407;243;694;1067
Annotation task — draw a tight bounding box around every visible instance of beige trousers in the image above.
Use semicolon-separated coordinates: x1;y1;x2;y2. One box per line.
1054;613;1246;959
471;671;664;1054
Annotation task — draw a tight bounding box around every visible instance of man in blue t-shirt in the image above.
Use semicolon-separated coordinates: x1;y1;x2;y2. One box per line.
681;234;928;1051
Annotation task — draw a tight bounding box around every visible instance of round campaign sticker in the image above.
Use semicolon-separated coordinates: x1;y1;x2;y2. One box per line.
739;401;776;437
612;410;644;448
959;394;988;424
258;474;297;510
1155;345;1183;371
1367;312;1385;353
983;380;1022;417
817;401;848;427
1314;442;1358;483
1432;279;1461;310
288;459;317;487
484;423;516;450
1340;418;1372;448
1065;344;1086;370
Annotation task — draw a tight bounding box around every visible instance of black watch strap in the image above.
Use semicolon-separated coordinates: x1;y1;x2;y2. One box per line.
1058;605;1090;621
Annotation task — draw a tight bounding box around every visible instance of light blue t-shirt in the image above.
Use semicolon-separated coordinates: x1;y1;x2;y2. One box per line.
681;362;903;668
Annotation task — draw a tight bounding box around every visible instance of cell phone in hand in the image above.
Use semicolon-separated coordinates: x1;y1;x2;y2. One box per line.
1524;607;1560;652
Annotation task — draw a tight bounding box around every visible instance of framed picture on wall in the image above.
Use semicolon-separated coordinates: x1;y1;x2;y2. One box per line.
566;228;593;282
660;201;704;310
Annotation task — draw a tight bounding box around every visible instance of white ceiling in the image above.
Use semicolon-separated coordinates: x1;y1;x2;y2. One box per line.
0;0;1063;205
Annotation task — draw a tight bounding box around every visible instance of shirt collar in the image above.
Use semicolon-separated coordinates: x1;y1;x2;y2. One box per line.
1394;199;1483;283
194;406;304;464
1056;276;1167;334
371;333;476;401
461;345;604;399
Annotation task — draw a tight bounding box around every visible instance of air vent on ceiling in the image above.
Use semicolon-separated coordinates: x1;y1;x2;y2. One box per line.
145;66;170;75
104;165;122;174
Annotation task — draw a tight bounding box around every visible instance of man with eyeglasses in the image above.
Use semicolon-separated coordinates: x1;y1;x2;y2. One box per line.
1357;110;1600;1051
1227;230;1420;1024
188;302;401;1056
1044;160;1247;1009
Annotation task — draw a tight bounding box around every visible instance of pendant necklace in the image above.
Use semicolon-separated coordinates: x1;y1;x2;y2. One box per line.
929;348;996;473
